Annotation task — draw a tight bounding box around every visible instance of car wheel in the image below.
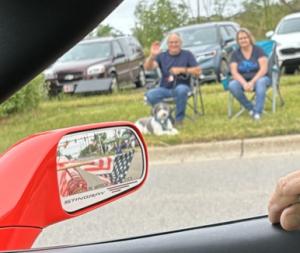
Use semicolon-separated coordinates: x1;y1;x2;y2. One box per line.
217;59;229;82
135;68;146;88
110;73;119;93
284;65;297;75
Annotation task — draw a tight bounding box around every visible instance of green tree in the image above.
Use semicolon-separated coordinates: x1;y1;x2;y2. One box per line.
133;0;190;49
280;0;300;11
234;0;291;39
96;24;123;37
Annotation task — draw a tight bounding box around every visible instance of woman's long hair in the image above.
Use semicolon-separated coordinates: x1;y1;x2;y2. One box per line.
236;28;256;46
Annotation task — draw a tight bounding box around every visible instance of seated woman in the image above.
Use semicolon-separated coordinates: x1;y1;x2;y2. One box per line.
228;28;270;120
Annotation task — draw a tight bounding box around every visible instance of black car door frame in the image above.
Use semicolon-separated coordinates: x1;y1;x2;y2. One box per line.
18;216;300;253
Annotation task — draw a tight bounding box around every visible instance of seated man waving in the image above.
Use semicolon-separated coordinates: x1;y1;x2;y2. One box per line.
144;33;201;125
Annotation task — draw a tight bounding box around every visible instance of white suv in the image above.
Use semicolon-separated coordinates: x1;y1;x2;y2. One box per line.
266;12;300;74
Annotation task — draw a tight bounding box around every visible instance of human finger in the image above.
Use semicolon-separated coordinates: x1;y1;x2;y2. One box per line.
268;193;296;224
280;203;300;231
283;170;300;182
170;67;179;75
268;177;299;223
280;176;300;196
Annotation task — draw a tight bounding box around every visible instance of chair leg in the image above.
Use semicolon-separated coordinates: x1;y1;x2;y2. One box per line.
193;87;198;115
271;81;284;113
189;79;204;118
277;84;285;107
272;82;277;113
228;92;233;118
228;92;249;119
233;107;245;118
198;86;205;116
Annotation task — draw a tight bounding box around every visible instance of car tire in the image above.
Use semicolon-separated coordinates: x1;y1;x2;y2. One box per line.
135;68;146;88
110;73;119;93
284;65;297;75
217;59;229;83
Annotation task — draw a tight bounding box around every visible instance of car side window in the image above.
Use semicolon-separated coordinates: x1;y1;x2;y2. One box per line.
118;38;133;57
225;25;237;40
219;26;231;42
124;37;137;55
130;37;143;53
112;41;124;58
127;38;136;55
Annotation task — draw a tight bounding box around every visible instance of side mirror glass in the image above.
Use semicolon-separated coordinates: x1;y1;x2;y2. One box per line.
57;126;145;212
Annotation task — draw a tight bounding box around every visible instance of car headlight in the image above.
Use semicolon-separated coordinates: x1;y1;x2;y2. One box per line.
43;69;56;80
87;64;105;76
196;50;217;62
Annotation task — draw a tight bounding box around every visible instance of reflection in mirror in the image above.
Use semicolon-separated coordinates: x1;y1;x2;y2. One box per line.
57;126;145;212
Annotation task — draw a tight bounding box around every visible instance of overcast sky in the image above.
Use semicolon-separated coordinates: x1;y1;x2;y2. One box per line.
101;0;244;34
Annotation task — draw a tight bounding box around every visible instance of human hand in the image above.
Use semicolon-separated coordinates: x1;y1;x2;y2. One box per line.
243;82;253;92
170;67;185;76
248;80;255;91
268;170;300;231
150;41;161;58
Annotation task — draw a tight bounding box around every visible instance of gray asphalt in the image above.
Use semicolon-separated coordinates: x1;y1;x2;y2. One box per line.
33;151;300;248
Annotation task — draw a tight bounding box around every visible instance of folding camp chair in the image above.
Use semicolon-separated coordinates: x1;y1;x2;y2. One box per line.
144;70;205;121
162;75;205;121
222;40;284;119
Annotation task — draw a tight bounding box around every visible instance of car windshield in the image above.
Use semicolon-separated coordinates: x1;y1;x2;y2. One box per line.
160;26;218;50
277;17;300;34
4;0;300;250
58;41;112;62
180;27;218;47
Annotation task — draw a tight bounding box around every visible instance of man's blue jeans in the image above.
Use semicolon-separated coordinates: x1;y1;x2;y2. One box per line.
145;84;191;122
228;76;271;114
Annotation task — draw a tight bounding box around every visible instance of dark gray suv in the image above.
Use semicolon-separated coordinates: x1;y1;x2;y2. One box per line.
43;36;145;96
160;21;240;82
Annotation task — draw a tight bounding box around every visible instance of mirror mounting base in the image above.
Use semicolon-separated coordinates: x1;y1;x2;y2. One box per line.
0;227;42;251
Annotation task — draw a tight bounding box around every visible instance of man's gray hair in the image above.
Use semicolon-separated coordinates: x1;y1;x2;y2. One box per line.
167;32;182;43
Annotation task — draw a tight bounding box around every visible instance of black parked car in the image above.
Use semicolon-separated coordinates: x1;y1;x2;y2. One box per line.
159;22;240;82
43;35;146;96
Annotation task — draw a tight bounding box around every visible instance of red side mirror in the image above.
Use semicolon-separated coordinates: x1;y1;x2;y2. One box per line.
0;121;148;251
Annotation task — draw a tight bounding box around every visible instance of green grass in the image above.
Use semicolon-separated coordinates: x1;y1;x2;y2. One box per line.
1;75;300;153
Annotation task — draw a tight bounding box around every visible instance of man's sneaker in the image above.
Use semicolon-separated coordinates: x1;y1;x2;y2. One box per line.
249;110;254;117
253;113;261;120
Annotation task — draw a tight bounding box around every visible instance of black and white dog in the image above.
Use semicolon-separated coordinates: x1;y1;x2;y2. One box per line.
135;103;178;136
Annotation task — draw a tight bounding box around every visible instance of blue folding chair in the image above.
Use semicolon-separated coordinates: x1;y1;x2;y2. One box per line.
222;40;284;118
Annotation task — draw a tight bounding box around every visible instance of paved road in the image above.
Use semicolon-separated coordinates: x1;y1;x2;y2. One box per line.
33;152;300;248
